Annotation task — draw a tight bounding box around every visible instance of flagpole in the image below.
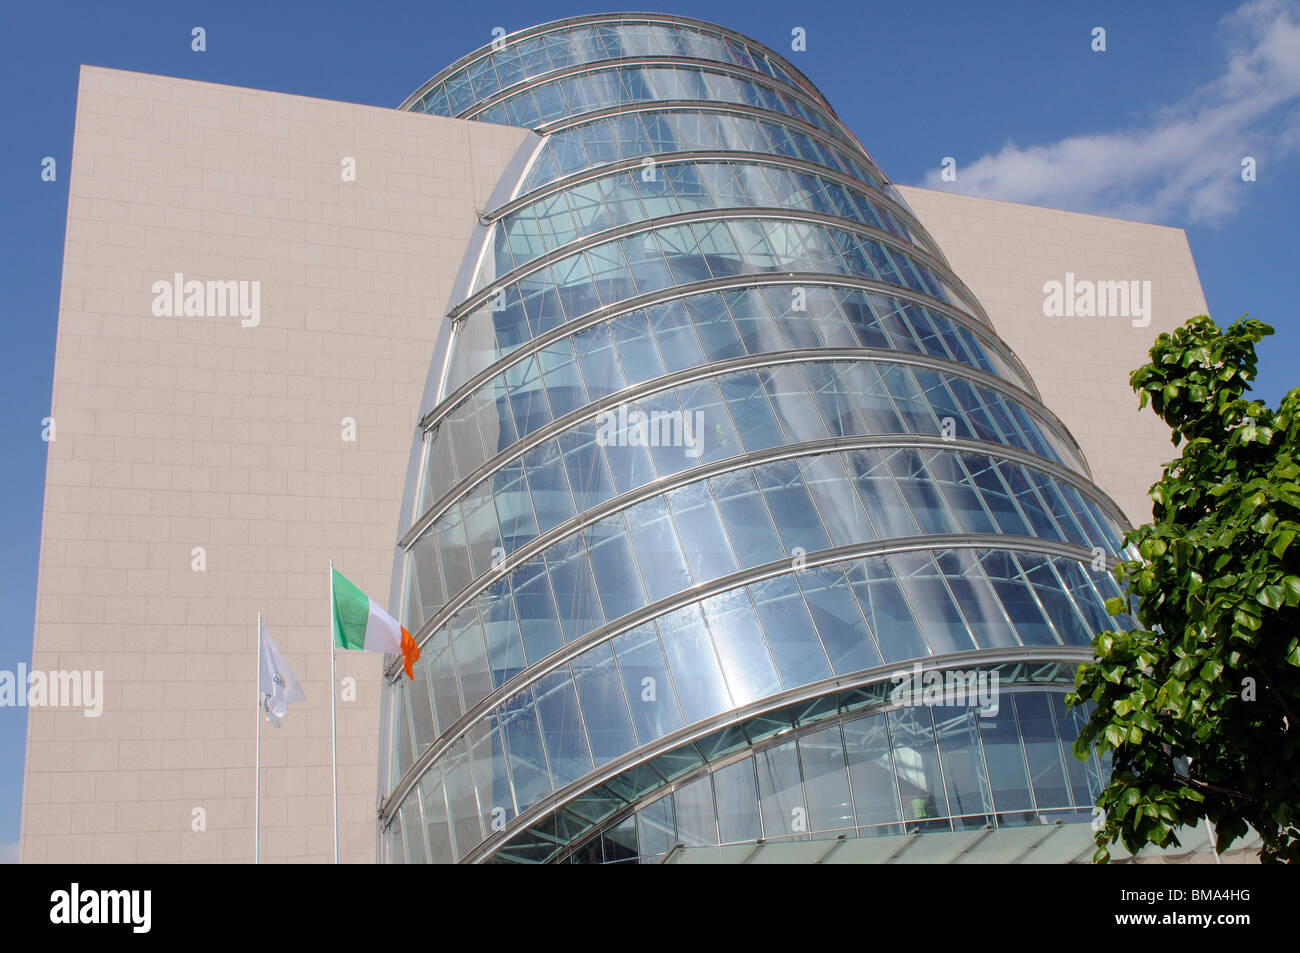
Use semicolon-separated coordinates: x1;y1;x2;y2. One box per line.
254;612;262;865
329;560;339;864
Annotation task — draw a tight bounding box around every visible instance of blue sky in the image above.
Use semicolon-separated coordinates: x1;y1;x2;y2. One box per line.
2;0;1297;859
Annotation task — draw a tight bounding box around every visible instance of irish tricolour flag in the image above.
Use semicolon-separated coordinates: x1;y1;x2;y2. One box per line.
331;569;421;680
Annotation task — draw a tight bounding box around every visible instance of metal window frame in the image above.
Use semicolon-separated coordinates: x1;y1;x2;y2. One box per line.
381;538;1106;825
407;348;1096;553
455;650;1092;863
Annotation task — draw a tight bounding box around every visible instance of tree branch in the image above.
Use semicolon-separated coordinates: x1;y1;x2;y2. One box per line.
1185;777;1257;802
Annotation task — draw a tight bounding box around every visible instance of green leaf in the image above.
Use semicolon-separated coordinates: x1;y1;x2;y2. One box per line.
1258;584;1284;610
1287;639;1300;668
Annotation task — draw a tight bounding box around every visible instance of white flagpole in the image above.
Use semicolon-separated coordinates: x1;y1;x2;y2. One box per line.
255;612;262;865
329;560;339;864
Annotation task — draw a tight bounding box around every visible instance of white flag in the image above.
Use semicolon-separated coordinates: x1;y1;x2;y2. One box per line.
259;619;304;727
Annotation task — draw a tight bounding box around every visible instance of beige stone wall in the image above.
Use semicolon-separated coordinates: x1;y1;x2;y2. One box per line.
897;187;1210;526
20;66;530;862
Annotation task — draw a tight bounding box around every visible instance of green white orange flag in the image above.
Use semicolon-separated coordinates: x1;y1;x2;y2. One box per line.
330;568;420;680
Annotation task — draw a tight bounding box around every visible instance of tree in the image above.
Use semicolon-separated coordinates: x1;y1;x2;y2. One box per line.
1067;314;1300;863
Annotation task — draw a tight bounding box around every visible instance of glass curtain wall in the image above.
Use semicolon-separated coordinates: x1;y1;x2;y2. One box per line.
381;14;1130;863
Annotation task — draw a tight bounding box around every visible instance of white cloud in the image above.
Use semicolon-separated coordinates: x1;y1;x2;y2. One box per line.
0;841;17;864
917;0;1300;224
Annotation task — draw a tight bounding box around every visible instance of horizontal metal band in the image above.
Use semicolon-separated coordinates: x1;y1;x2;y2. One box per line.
380;534;1107;817
406;347;1092;548
420;273;1028;432
482;151;941;269
446;207;986;332
398;13;835;120
395;434;1120;675
460;55;860;156
482;662;1088;864
528;98;884;187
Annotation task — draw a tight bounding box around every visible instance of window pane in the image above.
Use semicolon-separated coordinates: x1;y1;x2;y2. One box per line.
424;627;461;734
477;584;525;688
977;695;1035;816
665;481;738;582
449;603;491;711
510;556;564;662
492;459;539;553
687;294;745;361
584;515;648;622
460;484;503;579
1014;692;1071;810
533;668;593;788
1051;692;1104;810
468;719;515;834
542;534;603;643
571;324;626;399
674;775;718;846
884;447;960;535
801;724;855;831
934;548;1018;649
841;361;904;434
611;623;684;743
700;587;782;706
886;706;949;830
980;550;1058;647
962;454;1030;536
759;364;828;444
748;573;832;688
571;641;637;766
754;458;831;554
798;564;881;673
714;758;762;844
614;494;689;602
604;434;656;496
710;468;785;569
517;442;571;537
646;299;705;371
720;369;786;451
799;454;876;547
443;739;483;859
845;449;919;539
889;550;976;655
800;363;867;437
558;420;615;512
537;340;587;418
932;705;994;822
676;379;741;465
998;461;1063;540
927;450;998;534
610;311;665;384
843;714;903;830
1020;552;1089;645
657;603;731;723
637;795;676;859
845;556;930;662
755;739;804;840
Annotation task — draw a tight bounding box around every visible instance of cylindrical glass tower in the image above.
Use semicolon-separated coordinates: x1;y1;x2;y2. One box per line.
380;14;1133;863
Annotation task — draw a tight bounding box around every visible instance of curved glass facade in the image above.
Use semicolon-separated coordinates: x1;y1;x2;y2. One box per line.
382;14;1131;863
547;688;1105;865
